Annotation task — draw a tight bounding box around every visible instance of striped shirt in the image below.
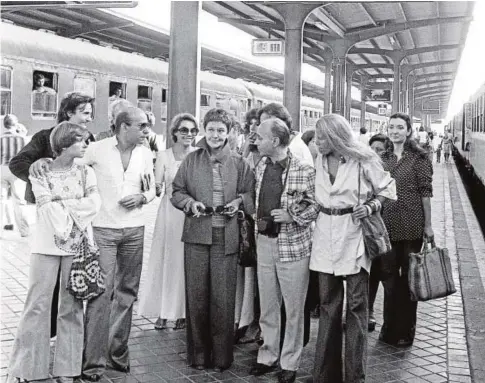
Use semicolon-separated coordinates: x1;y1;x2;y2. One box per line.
211;161;225;228
1;133;26;166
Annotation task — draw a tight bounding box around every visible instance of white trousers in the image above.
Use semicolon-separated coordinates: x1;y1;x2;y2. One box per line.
1;165;29;236
8;253;84;380
256;235;310;371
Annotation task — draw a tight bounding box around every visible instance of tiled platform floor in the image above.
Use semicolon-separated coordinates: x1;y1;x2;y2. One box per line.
1;159;483;383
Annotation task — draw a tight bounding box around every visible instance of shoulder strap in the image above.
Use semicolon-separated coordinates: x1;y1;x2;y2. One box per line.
81;165;87;197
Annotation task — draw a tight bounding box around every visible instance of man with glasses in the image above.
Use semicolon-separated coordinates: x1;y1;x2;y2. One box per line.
80;107;155;380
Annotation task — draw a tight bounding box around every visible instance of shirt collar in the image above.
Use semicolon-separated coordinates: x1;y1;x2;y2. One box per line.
196;137;231;164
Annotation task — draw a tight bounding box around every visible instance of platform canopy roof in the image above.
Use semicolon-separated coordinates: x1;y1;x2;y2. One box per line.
202;1;475;118
0;1;329;101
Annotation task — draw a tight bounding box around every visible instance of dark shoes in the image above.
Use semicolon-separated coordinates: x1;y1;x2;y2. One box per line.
3;224;13;230
249;363;277;376
278;370;296;383
379;331;413;348
368;311;376;332
81;374;102;382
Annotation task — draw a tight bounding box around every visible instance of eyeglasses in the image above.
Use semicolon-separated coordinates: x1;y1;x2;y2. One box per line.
128;122;150;131
178;127;199;135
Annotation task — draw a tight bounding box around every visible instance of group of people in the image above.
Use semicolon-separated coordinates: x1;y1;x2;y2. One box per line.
5;90;435;383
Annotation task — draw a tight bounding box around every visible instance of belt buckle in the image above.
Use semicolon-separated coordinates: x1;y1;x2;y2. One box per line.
330;208;338;215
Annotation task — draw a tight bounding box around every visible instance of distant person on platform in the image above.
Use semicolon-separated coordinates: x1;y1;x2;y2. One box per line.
358;126;370;145
1;114;30;237
32;73;56;95
109;87;123;102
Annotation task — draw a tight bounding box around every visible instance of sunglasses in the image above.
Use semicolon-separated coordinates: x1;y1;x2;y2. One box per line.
178;127;199;135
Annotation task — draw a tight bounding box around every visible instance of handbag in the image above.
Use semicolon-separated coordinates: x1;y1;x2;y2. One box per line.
408;238;456;302
357;163;392;261
237;210;257;267
47;165;105;300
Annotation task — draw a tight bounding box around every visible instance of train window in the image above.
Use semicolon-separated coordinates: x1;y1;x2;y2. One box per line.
73;76;95;98
200;94;210;107
1;66;12;116
161;87;167;122
304;110;308;117
247;99;252;110
256;100;263;108
137;85;153;112
32;70;58;118
109;81;126;102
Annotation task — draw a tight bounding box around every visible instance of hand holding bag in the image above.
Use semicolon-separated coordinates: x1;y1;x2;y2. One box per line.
237;210;257;267
408;238;456;302
357;163;392;261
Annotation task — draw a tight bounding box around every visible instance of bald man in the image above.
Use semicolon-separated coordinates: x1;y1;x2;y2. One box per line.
81;107;155;380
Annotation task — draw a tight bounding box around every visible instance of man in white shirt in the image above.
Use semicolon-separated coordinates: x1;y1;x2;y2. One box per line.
81;107;155;380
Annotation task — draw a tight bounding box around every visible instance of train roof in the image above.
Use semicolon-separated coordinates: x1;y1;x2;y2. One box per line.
1;22;168;82
200;72;252;98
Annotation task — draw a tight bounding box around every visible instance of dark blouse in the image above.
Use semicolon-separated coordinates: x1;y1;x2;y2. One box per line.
381;149;433;241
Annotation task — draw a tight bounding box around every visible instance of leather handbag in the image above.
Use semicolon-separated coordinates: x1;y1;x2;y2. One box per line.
357;163;392;261
408;238;456;302
237;210;257;267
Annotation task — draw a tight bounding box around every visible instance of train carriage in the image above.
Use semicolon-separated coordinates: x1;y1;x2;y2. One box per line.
1;22;387;144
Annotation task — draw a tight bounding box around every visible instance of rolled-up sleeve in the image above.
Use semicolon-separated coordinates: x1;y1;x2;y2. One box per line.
415;156;433;198
363;160;397;201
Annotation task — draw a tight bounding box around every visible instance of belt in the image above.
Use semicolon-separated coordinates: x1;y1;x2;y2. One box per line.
319;206;354;216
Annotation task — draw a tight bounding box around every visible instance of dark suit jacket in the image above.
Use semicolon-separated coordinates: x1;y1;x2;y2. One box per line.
171;138;255;255
9;127;94;203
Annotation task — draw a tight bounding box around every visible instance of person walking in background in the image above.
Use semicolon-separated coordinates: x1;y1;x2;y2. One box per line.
138;113;199;330
1;114;29;237
434;135;442;163
367;133;391;332
249;118;318;383
442;132;453;163
81;107;155;380
357;126;370;145
311;114;396;383
8;122;101;383
171;108;254;372
379;112;434;348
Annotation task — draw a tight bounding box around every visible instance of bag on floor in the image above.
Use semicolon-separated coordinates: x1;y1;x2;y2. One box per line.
408;238;456;302
237;210;257;267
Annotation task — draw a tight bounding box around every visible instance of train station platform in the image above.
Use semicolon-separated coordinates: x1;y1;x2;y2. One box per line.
1;159;485;383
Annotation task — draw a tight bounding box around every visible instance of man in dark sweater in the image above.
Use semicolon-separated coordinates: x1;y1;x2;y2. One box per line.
9;92;95;337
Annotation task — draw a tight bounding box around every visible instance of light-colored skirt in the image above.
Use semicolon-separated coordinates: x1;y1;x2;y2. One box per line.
138;194;185;319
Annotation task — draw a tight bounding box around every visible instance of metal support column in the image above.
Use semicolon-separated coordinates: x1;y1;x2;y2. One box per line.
332;57;346;116
267;3;321;132
167;1;201;146
344;62;353;121
392;62;401;113
323;51;333;115
360;75;368;132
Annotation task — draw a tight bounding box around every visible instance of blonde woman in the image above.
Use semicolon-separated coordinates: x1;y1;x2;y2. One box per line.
310;114;396;383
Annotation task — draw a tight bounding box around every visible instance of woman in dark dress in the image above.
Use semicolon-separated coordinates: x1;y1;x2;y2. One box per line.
379;113;434;347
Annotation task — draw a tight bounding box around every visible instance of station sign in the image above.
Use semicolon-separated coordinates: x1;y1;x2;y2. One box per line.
377;103;388;115
464;102;472;129
252;39;285;56
422;100;440;112
362;89;391;102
